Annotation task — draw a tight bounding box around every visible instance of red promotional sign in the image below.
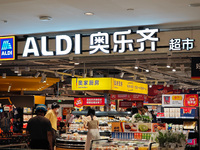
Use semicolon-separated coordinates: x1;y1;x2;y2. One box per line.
84;97;105;106
74;98;84;107
74;97;105;107
119;101;133;108
184;94;198;107
110;94;145;101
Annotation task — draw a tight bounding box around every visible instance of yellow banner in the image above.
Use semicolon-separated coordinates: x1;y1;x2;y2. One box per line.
72;77;148;94
112;78;148;95
72;78;112;91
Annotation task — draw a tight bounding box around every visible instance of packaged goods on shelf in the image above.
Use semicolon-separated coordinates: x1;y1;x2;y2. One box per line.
91;139;159;150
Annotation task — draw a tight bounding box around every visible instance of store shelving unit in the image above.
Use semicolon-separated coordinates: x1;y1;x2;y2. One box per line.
158;107;199;150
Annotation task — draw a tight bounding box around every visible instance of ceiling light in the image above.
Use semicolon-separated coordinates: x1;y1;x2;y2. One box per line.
143;77;147;83
60;76;64;82
41;73;47;83
164;82;167;87
25;67;30;71
166;59;171;68
145;69;150;72
39;16;52;21
89;70;93;77
14;67;19;73
8;85;11;92
0;63;2;65
17;70;22;76
74;62;80;65
149;84;152;88
180;64;185;72
72;70;75;77
172;64;176;72
35;72;40;78
2;73;6;78
189;3;200;7
133;74;137;80
127;8;134;11
83;73;87;78
134;61;139;69
84;12;94;16
54;71;59;77
120;72;125;78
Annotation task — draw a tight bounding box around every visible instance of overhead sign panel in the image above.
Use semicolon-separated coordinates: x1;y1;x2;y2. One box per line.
72;77;148;94
0;36;15;61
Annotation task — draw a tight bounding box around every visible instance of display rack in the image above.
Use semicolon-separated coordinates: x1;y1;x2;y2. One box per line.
158;106;199;150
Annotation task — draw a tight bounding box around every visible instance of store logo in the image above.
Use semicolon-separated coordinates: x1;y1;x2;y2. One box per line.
0;36;15;60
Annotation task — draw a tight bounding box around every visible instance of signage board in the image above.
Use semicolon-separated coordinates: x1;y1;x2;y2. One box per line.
72;78;148;94
191;57;200;80
72;78;112;91
119;101;133;108
74;98;84;107
83;97;105;106
162;94;184;107
112;78;148;95
110;94;145;100
74;97;105;107
0;36;15;61
184;94;198;107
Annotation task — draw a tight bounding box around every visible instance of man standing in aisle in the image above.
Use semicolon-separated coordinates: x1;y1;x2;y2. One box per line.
27;104;53;150
45;102;60;149
144;106;152;121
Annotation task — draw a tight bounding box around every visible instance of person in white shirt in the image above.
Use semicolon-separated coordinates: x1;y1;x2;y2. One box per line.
144;106;152;121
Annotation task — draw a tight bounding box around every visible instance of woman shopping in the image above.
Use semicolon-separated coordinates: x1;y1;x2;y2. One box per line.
84;108;100;150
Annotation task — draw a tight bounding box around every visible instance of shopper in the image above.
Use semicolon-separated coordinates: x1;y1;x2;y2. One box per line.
27;104;53;150
45;102;60;148
150;110;157;123
143;106;152;120
131;107;146;123
84;108;100;150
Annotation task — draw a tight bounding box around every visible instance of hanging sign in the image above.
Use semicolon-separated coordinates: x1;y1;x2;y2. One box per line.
83;97;105;106
0;36;15;61
110;94;145;100
191;57;200;80
74;97;105;107
74;98;84;107
119;101;133;108
184;94;198;107
72;77;148;94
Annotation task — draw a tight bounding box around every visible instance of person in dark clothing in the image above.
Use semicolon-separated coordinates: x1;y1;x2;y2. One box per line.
150;110;157;123
27;104;53;150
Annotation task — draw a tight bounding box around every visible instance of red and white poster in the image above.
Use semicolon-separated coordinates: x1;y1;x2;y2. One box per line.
74;97;105;107
84;97;105;106
184;94;198;107
110;94;146;101
119;101;133;108
74;98;84;107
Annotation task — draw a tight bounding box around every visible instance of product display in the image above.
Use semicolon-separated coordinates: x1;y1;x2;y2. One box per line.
90;139;159;150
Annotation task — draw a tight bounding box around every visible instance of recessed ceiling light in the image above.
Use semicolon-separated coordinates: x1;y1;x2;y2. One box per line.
74;62;80;65
84;12;94;16
39;16;52;21
189;3;200;7
127;8;134;11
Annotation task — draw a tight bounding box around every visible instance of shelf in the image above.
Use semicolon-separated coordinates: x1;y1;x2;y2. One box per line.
157;117;197;119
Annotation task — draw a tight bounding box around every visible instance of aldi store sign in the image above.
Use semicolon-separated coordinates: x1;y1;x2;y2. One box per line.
0;36;15;60
22;28;195;57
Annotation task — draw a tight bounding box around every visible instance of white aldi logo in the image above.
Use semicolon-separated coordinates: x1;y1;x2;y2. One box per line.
0;36;15;60
1;40;12;50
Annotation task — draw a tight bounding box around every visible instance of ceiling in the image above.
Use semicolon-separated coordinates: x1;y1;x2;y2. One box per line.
1;0;200;36
1;0;200;97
